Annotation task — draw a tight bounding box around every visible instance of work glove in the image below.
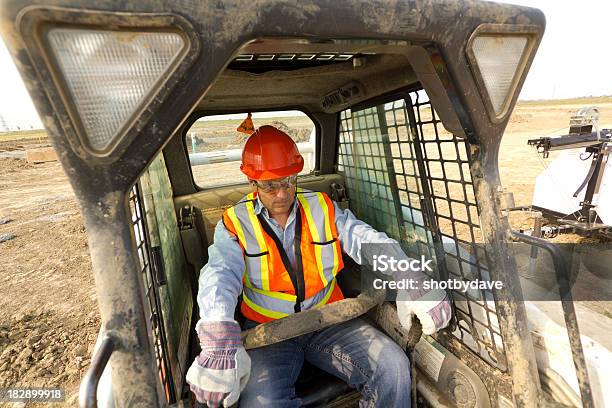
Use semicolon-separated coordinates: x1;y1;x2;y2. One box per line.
186;320;251;407
396;288;452;335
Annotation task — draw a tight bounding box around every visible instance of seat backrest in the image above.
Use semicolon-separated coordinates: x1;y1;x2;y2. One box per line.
174;173;347;254
199;205;232;242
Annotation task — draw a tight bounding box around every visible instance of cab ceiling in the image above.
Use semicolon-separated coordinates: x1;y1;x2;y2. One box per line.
197;54;418;113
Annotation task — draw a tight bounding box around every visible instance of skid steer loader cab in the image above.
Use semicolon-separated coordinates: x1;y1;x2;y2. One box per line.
5;1;598;407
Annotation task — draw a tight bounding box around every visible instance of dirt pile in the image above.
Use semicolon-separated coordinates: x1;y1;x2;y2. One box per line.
189;120;313;153
219;124;311;145
268;120;312;142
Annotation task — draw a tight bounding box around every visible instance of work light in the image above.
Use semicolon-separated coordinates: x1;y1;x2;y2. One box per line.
467;25;539;121
471;36;527;115
46;28;187;152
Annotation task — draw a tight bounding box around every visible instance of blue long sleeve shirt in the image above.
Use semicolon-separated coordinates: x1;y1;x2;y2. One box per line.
197;195;401;322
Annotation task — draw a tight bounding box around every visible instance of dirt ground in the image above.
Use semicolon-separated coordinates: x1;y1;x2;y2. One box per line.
0;150;99;407
0;99;611;406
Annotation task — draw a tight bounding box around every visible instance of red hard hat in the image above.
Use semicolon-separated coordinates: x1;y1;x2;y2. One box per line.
240;125;304;180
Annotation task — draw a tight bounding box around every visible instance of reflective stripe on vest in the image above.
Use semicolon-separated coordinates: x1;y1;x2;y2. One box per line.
295;188;340;286
242;278;337;319
224;193;270;290
222;189;343;321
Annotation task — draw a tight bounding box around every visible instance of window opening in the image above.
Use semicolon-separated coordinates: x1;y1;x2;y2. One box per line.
186;111;316;188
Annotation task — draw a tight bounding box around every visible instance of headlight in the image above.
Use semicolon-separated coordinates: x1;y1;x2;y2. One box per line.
467;25;540;122
471;35;528;115
47;28;186;152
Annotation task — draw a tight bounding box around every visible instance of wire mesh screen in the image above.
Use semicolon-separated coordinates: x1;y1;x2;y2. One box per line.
337;107;404;240
337;88;506;371
129;184;175;402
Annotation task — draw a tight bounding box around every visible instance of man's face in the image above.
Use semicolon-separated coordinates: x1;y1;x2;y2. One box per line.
251;175;297;217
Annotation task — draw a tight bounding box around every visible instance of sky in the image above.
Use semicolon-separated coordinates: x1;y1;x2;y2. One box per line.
0;0;610;130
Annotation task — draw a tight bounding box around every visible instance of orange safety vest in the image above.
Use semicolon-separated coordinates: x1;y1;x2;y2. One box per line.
222;188;344;323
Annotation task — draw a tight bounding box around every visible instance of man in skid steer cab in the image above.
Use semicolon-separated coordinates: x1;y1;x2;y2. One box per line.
186;125;451;407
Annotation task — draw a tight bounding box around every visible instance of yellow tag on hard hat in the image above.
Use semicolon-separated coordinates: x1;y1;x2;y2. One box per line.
237;112;255;135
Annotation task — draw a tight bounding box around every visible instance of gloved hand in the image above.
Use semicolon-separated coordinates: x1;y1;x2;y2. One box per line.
186;320;251;407
397;289;452;335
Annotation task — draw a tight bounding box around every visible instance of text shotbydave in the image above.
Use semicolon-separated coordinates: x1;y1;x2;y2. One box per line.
372;278;504;292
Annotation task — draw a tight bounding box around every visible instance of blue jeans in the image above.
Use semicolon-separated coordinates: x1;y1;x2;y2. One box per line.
240;317;411;407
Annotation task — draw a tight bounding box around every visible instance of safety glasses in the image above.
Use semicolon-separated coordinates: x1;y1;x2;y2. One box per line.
253;175;298;193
